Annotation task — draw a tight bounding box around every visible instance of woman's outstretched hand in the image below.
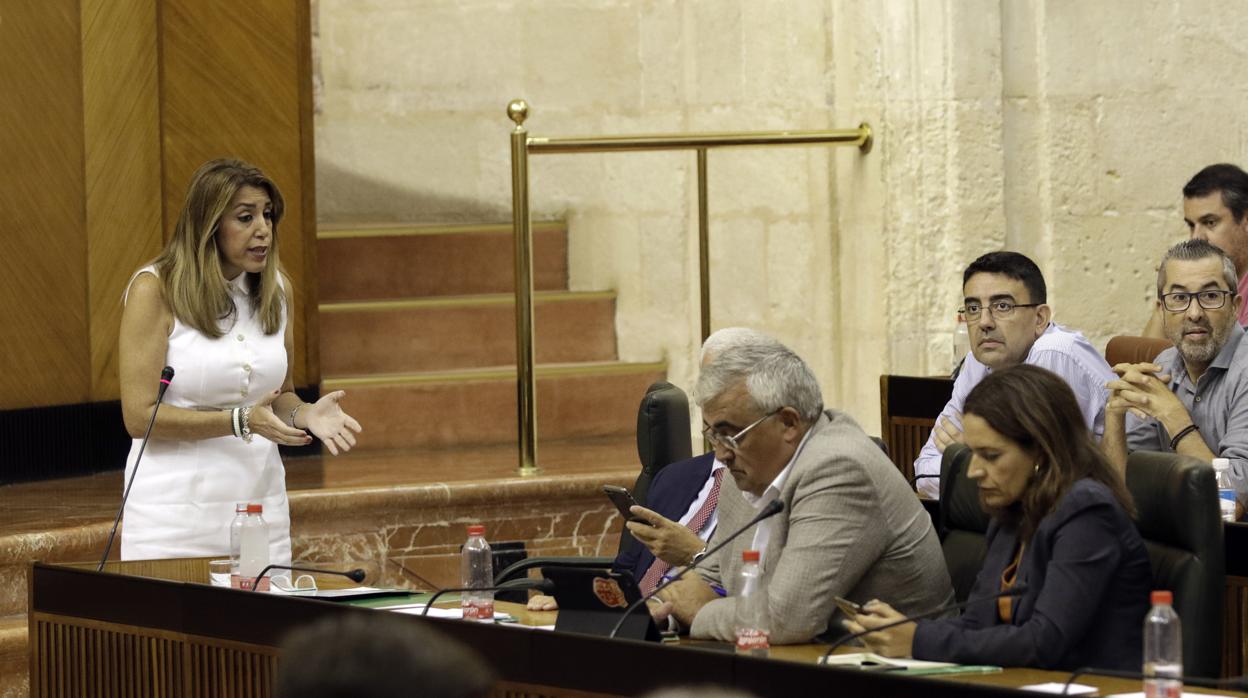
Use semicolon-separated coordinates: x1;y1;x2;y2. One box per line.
302;390;363;455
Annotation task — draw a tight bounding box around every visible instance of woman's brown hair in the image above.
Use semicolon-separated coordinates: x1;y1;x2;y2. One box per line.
963;364;1135;541
151;159;286;337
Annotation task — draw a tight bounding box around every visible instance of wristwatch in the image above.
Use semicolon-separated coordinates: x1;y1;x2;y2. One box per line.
689;547;709;566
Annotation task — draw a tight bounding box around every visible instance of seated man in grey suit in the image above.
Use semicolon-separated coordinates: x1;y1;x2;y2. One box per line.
657;342;953;645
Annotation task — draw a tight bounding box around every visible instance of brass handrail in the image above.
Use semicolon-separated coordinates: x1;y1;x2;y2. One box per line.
507;98;873;476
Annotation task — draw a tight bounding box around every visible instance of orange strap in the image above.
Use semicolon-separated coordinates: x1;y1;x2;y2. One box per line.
998;542;1025;623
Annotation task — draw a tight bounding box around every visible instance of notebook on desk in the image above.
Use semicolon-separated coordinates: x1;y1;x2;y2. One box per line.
543;567;661;642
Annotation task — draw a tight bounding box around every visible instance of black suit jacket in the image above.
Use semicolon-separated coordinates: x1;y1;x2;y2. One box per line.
913;478;1152;671
613;452;715;581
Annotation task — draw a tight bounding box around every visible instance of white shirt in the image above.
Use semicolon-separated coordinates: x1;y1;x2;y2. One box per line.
742;425;816;565
676;459;727;542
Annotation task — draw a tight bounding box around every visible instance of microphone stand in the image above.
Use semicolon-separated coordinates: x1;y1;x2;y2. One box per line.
420;578;553;616
820;585;1030;660
608;499;786;639
99;366;174;572
247;564;368;591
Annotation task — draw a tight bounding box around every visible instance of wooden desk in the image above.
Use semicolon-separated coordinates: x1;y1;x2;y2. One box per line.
28;561;1248;697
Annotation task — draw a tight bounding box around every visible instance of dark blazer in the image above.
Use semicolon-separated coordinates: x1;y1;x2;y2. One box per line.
613;452;716;582
913;478;1152;671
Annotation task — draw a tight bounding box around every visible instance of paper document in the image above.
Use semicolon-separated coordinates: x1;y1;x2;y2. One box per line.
1021;682;1096;695
1105;693;1225;698
819;653;956;671
387;605;515;622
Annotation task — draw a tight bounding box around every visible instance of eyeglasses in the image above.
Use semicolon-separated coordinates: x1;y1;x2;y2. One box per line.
1160;290;1235;313
702;408;782;453
958;300;1041;321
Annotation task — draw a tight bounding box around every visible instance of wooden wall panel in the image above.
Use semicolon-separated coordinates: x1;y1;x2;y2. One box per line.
159;0;318;388
0;2;91;409
82;0;163;402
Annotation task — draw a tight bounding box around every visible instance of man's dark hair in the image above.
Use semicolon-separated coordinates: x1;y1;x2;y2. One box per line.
1183;163;1248;222
275;613;494;698
962;251;1047;304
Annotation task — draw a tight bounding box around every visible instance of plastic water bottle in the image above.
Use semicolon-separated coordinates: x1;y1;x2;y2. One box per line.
228;502;248;578
1143;589;1182;698
733;550;770;656
461;524;494;621
952;313;970;375
1213;458;1237;522
236;503;270;592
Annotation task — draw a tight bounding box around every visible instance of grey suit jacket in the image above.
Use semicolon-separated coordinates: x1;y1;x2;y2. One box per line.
690;410;954;644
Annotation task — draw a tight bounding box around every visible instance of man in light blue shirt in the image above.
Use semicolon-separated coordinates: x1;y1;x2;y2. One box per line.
912;252;1116;498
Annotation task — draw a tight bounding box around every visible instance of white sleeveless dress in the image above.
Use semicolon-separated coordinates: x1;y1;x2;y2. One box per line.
120;266;292;566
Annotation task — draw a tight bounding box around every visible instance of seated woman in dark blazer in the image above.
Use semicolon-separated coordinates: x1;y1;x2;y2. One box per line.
845;364;1151;670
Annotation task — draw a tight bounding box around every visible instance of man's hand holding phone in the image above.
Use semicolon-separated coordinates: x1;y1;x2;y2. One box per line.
626;505;708;567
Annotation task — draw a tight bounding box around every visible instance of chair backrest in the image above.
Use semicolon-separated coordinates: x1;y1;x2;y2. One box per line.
634;380;693;505
879;375;954;483
938;443;989;603
1125;450;1225;679
1104;335;1172;366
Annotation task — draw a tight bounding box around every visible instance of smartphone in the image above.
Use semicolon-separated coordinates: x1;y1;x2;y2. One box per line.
833;595;863;617
602;485;650;525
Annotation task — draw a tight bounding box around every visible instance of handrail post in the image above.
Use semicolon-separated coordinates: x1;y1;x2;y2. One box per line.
508;99;539;477
696;148;710;343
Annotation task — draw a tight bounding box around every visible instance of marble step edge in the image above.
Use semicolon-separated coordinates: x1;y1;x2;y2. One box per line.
318;220;565;240
0;469;637;566
319;289;615;314
322;360;668;390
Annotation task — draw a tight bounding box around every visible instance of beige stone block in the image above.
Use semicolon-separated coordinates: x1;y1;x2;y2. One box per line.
523;4;643;109
638;1;685;110
1041;0;1176;97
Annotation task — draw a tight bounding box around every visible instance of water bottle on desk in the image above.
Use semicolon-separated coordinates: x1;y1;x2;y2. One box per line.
1213;458;1236;522
228;502;248;580
733;550;770;657
461;524;494;621
1143;589;1182;698
236;504;270;592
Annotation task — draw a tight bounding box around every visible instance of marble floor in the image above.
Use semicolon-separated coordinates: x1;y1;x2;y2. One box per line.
0;434;639;537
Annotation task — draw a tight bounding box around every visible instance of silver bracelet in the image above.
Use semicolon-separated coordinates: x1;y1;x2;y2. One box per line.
288;403;304;429
240;406;253;443
231;407;242;439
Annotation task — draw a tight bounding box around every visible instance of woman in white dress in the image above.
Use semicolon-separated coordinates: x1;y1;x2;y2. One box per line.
118;159;362;564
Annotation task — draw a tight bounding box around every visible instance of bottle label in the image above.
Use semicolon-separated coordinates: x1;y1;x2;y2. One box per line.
735;628;770;652
462;599;494;620
1143;679;1181;698
232;574;270;592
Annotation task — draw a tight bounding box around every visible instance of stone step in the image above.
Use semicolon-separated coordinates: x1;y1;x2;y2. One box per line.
322;361;667;451
0;615;24;698
317;221;568;302
319;290;617;375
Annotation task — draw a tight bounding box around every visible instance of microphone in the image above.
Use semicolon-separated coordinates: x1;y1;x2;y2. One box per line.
99;366;174;572
246;564;368;591
908;473;940;487
608;499;786;639
420;577;554;616
821;585;1030;659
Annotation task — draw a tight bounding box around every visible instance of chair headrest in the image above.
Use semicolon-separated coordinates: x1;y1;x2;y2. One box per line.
939;443;990;534
1125;450;1222;553
636;381;693;474
1104;335;1172;366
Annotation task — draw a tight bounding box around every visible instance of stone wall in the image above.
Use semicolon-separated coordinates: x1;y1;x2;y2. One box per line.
315;0;1240;433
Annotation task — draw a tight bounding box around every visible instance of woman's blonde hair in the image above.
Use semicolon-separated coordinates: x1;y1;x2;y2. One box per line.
152;159;286;337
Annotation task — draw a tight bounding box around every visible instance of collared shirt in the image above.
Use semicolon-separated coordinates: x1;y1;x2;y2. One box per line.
1126;324;1248;502
676;459;727;542
913;322;1115;498
741;424;816;564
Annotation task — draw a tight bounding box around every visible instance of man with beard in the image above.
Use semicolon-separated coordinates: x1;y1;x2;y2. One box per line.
1105;239;1248;517
912;251;1115;498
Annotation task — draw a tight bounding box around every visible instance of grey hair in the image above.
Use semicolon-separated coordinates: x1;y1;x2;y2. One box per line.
1157;238;1239;296
700;327;783;364
695;343;824;423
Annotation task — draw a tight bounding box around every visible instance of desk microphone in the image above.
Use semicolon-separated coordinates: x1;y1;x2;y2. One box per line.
608;499;785;639
247;564;368;591
908;473;941;489
820;585;1030;660
98;366;174;572
420;577;554;615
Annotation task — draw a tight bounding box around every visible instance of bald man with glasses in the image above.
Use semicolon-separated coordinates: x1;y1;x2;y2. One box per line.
1105;239;1248;518
912;251;1116;498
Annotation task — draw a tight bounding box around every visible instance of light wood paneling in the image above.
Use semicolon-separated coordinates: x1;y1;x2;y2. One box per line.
0;2;90;409
159;0;317;387
82;0;163;402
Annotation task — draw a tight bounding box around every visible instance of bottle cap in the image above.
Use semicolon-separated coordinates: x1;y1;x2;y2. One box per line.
246;503;263;514
467;524;486;536
742;550;760;562
235;502;248;513
1151;590;1173;606
1213;458;1230;471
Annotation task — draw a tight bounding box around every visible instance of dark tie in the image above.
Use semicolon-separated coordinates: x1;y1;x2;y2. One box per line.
638;468;725;595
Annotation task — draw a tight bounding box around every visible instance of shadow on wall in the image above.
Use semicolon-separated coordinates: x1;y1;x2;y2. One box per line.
315;161;514;225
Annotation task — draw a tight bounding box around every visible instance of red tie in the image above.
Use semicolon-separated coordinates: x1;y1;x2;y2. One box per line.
638;468;725;595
